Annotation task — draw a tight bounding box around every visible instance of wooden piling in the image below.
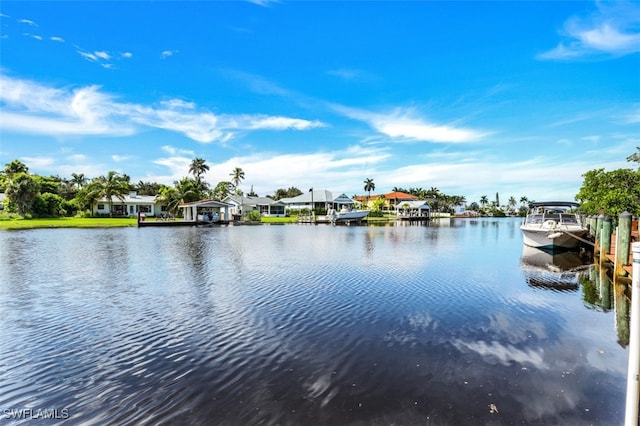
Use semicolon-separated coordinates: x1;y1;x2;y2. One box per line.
616;212;632;280
595;214;604;257
601;216;612;259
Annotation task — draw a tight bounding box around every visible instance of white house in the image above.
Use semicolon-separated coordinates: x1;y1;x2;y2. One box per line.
280;189;356;213
395;200;431;219
0;193;5;210
223;195;287;217
94;192;165;217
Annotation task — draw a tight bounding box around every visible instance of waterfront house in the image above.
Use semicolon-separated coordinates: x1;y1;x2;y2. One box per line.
280;190;356;213
396;200;431;219
355;191;418;212
0;193;4;210
94;191;165;217
179;199;233;222
223;195;287;218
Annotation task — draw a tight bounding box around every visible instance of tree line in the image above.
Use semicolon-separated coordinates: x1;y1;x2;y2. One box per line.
2;147;638;219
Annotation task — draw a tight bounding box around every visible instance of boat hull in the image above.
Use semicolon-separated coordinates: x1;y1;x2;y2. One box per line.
520;226;587;249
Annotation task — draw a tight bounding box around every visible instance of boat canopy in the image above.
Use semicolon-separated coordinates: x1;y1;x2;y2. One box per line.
528;201;580;209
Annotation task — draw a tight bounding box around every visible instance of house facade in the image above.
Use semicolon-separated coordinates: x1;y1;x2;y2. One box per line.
355;191;418;212
94;192;165;217
280;190;356;213
396;200;431;219
223;195;286;217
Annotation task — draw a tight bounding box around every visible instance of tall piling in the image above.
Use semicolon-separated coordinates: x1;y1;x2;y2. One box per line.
624;242;640;426
616;212;633;280
601;216;612;262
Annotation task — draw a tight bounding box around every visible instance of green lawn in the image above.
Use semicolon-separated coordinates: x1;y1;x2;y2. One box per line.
0;217;139;230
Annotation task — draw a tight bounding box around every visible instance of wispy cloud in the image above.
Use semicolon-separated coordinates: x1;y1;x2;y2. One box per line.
539;1;640;60
334;105;487;143
18;19;38;27
50;36;65;43
0;74;326;143
161;50;178;59
246;0;279;7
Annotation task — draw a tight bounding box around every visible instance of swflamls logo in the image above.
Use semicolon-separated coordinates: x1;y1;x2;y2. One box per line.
3;408;69;420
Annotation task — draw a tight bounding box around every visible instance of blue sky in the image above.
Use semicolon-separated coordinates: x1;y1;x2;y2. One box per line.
1;1;638;204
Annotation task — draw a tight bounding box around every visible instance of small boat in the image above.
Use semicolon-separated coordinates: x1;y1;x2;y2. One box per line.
327;207;370;223
520;201;588;249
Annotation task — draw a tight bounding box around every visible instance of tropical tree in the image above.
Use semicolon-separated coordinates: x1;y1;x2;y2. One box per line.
364;178;375;202
508;196;517;212
627;146;640;166
91;171;130;217
230;167;245;190
519;196;528;207
479;195;489;209
576;167;640;217
5;172;40;215
70;173;88;189
189;157;210;196
212;181;235;200
3;159;29;177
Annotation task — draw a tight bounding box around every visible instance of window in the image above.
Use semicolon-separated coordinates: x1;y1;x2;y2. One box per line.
97;204;105;210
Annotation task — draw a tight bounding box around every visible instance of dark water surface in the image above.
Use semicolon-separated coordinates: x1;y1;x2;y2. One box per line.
0;218;628;425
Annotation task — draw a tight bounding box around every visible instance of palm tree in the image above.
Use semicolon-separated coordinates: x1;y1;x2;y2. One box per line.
508;196;517;212
230;167;245;190
70;173;88;189
92;171;130;217
189;158;209;187
364;178;375;202
480;195;489;209
3;159;29;177
519;196;528;207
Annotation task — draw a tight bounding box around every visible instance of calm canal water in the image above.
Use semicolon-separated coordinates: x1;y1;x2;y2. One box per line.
0;218;629;425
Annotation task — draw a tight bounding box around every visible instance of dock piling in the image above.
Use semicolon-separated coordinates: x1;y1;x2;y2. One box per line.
624;242;640;426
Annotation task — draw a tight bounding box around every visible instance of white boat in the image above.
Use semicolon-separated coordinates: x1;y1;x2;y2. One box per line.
327;207;370;223
520;201;588;249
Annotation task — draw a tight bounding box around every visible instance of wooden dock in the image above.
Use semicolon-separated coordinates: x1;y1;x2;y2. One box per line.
594;215;637;281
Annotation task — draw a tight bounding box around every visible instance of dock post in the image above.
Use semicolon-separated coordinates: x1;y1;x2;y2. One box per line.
624;242;640;426
601;216;612;263
595;214;604;257
617;212;633;279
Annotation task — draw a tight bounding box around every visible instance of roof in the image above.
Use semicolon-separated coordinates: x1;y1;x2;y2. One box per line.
280;189;353;204
179;199;233;208
97;193;157;204
396;200;431;209
385;191;418;200
528;201;580;208
225;195;284;206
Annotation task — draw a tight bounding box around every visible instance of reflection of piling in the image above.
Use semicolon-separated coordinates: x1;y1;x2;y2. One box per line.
624;242;640;426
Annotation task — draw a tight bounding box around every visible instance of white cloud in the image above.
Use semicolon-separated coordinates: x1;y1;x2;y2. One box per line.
50;36;65;43
112;155;133;162
0;75;325;143
335;105;487;143
121;52;133;59
539;2;640;60
18;19;38;27
94;51;110;60
161;50;178;58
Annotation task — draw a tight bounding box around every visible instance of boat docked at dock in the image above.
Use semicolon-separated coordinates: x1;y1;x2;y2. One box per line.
327;207;370;223
520;201;588;249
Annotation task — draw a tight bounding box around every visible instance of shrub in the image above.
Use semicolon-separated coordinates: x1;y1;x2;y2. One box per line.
244;210;262;222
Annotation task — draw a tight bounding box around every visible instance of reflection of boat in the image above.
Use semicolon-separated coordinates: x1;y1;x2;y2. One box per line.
520;202;588;249
327;207;370;223
520;246;589;291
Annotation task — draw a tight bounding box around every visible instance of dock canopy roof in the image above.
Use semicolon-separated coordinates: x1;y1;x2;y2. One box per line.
528;201;580;209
